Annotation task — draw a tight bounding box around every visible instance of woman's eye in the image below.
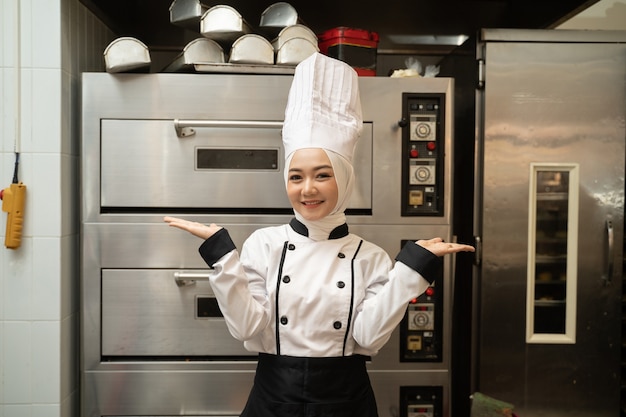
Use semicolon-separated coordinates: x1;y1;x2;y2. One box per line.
289;175;302;181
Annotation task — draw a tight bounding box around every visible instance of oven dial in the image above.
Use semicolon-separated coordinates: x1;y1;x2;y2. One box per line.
415;123;431;138
410;118;436;141
408;303;435;330
409;162;436;185
416;167;431;181
412;312;431;328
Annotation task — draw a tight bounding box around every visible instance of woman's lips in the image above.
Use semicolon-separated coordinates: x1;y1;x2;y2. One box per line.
302;200;323;206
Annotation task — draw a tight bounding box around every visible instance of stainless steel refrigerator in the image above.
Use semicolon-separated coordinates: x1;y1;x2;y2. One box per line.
443;29;626;417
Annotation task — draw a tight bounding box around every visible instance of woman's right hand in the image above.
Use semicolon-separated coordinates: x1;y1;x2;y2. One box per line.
163;216;223;240
416;237;475;257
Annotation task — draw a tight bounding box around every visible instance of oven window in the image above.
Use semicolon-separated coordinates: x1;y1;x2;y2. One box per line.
196;296;224;318
196;148;279;170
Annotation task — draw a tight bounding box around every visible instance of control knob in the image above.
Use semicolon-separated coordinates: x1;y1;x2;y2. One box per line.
415;123;431;138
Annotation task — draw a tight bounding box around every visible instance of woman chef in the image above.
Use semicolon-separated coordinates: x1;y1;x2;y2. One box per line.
164;53;474;417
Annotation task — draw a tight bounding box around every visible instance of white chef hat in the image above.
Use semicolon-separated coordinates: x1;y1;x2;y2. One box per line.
282;53;363;163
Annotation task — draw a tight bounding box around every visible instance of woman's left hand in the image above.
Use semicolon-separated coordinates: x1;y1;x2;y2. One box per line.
416;237;475;257
164;216;222;240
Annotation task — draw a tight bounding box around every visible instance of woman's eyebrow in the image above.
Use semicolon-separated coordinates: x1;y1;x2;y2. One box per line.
289;165;333;172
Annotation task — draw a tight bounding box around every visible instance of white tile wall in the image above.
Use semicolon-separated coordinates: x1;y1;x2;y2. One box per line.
32;321;61;403
30;153;62;237
32;1;62;70
32;238;62;320
0;0;113;416
0;68;17;153
0;0;16;68
3;240;34;320
31;69;63;154
3;321;31;403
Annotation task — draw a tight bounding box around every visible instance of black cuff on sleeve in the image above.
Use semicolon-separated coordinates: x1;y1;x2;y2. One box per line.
395;241;442;285
198;228;236;266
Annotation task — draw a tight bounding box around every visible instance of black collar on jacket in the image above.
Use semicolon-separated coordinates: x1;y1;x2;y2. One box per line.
289;218;349;240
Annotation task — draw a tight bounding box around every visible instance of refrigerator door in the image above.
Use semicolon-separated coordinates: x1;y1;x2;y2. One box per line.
475;30;625;417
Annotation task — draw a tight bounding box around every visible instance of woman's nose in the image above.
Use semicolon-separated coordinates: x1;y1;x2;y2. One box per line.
303;178;316;194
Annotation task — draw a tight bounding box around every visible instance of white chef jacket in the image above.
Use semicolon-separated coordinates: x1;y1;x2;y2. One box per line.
199;219;440;358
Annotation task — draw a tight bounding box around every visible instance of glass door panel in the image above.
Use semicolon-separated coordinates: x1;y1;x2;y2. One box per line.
527;164;579;343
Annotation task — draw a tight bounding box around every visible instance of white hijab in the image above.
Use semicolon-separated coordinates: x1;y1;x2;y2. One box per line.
285;149;355;241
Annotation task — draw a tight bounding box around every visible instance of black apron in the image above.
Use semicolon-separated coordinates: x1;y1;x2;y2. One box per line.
240;353;379;417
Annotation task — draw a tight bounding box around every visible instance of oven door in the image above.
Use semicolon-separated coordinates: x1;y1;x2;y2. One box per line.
102;268;253;358
100;119;373;211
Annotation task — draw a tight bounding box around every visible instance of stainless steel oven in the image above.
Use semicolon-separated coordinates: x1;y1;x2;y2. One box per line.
81;72;455;416
99;118;371;211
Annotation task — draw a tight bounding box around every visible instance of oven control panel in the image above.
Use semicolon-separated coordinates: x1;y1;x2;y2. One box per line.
400;246;443;362
401;94;445;216
400;386;443;417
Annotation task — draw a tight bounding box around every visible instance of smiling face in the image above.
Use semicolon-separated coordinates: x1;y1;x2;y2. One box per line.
287;148;339;221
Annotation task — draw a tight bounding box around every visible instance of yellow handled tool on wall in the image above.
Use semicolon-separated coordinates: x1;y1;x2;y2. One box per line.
1;152;26;249
1;182;26;249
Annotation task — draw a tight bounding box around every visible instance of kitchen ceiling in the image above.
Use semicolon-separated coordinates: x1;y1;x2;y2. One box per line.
81;0;599;52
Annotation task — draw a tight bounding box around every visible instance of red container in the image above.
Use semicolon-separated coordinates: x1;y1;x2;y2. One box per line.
318;27;379;76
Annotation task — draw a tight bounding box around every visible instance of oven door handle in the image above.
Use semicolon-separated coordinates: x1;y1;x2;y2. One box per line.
603;218;614;286
174;271;212;287
174;119;284;138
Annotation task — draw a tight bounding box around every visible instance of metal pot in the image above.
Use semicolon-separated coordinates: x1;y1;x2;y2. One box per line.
163;38;225;72
103;37;151;73
169;0;209;30
229;34;275;65
200;5;252;45
259;2;301;37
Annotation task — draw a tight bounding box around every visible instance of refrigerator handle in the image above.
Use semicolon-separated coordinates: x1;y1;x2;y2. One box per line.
603;219;614;286
473;235;482;266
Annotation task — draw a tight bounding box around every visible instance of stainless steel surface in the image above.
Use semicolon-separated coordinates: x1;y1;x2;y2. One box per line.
83;73;454;225
162;38;224;72
473;29;625;417
102;269;252;356
193;62;295;74
99;118;370;209
174;270;211;286
480;27;626;42
228;34;275;64
200;5;252;44
103;37;151;73
83;370;255;416
173;119;284;137
81;72;455;416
